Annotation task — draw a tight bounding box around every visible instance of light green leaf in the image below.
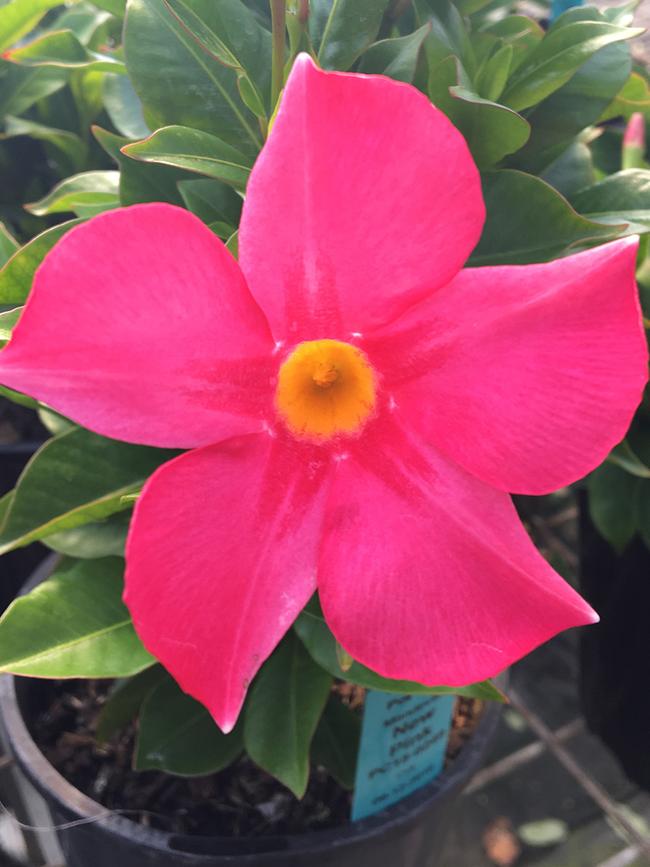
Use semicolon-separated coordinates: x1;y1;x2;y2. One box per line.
601;72;650;124
135;676;243;775
96;665;165;742
0;557;154;677
476;42;512;102
44;510;131;559
26;170;120;218
7;29;125;73
103;73;150;139
124;0;262;158
122;126;251;190
358;24;431;84
311;695;360;790
0;218;84;305
294;607;506;702
0;429;177;554
313;0;391;71
244;631;332;798
0;222;19;268
502;19;642;111
0;0;74;53
469;170;622;266
482;15;544;73
0;306;21;345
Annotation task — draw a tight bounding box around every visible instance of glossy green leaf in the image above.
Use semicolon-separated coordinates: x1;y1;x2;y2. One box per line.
0;222;19;268
312;0;391;71
0;306;21;345
37;407;74;437
44;510;132;559
8;29;125;73
502;19;642;111
3;115;87;175
311;694;360;790
469;170;621;266
122;126;251;190
54;4;113;44
571;169;650;235
358;24;430;83
25;170;120;218
541;141;595;200
0;58;68;117
601;72;650;124
429;57;529;169
177;177;241;229
294;608;505;702
103;73;150;139
163;0;272;114
96;665;166;742
0;0;71;53
588;463;640;553
415;0;475;76
0;429;177;554
0;557;154;677
476;43;512;102
0;218;84;305
136;676;243;775
482;15;544;73
244;631;332;798
124;0;262;157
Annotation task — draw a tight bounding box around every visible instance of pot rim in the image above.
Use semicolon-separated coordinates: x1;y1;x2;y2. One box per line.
0;557;504;861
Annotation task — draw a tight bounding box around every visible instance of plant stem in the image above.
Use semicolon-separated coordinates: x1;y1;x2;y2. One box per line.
270;0;286;110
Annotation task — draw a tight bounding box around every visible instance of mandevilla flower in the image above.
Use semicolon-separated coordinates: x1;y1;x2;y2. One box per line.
0;56;647;732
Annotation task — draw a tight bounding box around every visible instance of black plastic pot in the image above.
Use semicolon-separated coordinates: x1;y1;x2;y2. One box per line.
0;635;502;867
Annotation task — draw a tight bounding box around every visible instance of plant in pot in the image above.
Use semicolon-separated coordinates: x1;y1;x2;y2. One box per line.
0;1;648;865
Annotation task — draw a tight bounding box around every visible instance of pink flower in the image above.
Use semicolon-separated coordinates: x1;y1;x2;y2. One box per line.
0;57;647;732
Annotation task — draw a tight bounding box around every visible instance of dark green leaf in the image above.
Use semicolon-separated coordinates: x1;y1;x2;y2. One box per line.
0;219;84;305
294;608;505;702
0;429;177;553
244;631;332;798
541;142;595;200
136;676;243;775
96;665;166;742
25;170;120;218
415;0;475;77
122;125;251;190
0;557;154;677
469;170;621;266
3;115;87;175
124;0;262;158
570;169;650;235
475;42;512;102
482;15;544;73
313;0;391;71
44;510;132;559
588;463;641;552
177;177;241;228
0;58;68;117
358;23;430;83
103;73;150;139
311;694;360;790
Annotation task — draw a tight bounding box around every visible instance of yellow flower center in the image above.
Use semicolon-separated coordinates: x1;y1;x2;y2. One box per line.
275;339;377;441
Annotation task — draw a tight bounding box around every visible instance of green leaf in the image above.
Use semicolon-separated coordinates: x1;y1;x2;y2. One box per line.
7;29;125;73
103;73;150;139
358;24;431;83
54;4;113;45
0;218;84;305
0;0;73;53
608;441;650;479
311;695;360;790
44;510;132;559
475;42;512;102
469;170;622;266
3;115;87;175
244;631;332;798
570;169;650;235
294;607;505;702
415;0;475;77
0;557;155;677
601;72;650;124
588;463;640;552
0;306;21;345
124;0;262;158
25;170;120;218
428;57;529;169
177;177;241;229
502;19;642;112
541;142;595;200
313;0;391;71
635;483;650;549
162;0;272;115
0;429;177;554
122;126;251;190
482;15;544;73
0;58;68;117
96;665;166;742
93;0;126;15
136;675;243;775
0;222;19;268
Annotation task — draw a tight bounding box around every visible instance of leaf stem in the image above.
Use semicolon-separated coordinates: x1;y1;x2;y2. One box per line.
270;0;286;110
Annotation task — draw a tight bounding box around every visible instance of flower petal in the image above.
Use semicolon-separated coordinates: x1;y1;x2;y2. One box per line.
365;238;648;494
124;433;331;732
0;204;274;448
239;54;484;342
318;420;597;687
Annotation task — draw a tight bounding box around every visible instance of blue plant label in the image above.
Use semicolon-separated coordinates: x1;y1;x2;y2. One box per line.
351;691;455;821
